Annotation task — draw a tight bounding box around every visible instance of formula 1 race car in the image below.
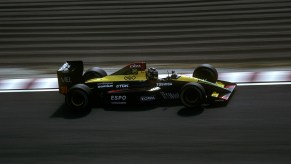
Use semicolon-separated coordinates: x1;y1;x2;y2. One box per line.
57;61;236;111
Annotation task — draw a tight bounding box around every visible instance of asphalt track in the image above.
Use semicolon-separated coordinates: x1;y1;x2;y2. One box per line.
0;84;291;164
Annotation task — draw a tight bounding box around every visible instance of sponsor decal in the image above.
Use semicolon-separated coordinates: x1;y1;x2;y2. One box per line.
116;84;129;88
98;83;113;89
59;86;68;94
59;62;70;72
61;76;71;83
130;64;142;68
157;83;173;87
111;95;127;101
132;68;138;75
160;92;179;99
140;96;156;102
124;75;136;80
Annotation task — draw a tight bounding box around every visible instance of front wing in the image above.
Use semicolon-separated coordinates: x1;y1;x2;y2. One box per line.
209;80;237;104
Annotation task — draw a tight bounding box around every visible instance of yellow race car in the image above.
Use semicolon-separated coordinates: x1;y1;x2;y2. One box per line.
57;61;236;111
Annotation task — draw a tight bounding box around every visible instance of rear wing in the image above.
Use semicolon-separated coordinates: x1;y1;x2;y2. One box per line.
57;61;83;95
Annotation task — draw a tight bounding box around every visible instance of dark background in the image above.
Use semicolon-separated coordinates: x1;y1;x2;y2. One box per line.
1;0;291;71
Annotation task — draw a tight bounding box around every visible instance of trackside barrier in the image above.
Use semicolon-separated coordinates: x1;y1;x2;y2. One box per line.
0;71;290;90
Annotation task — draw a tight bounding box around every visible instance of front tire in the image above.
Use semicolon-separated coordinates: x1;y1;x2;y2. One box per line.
180;83;206;108
65;84;91;111
193;64;218;83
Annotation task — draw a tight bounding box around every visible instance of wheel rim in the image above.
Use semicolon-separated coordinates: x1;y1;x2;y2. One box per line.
71;93;85;107
183;88;199;104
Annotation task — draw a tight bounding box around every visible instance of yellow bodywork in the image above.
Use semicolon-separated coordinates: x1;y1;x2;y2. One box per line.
85;71;227;98
85;71;147;83
216;81;225;88
211;92;219;97
173;76;199;83
173;76;225;98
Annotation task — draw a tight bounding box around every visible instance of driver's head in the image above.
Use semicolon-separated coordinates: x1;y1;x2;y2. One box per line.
146;67;158;80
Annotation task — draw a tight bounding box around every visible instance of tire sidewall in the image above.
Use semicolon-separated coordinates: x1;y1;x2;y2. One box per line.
180;83;206;108
66;84;91;111
193;64;218;83
83;67;107;82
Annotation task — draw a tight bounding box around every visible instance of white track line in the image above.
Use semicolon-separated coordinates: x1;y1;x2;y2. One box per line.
0;71;290;93
0;89;59;93
0;78;32;90
30;78;58;89
255;71;290;82
219;72;256;83
237;82;291;86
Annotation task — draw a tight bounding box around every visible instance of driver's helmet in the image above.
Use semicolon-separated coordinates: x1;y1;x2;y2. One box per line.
146;67;158;80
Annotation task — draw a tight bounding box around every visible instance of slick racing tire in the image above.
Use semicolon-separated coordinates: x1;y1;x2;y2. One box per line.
83;67;107;82
180;83;206;108
193;64;218;83
66;84;92;111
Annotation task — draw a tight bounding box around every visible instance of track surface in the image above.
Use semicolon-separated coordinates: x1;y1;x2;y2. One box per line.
0;85;291;163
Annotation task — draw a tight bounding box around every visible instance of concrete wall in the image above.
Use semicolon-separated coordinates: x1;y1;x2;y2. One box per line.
1;0;291;67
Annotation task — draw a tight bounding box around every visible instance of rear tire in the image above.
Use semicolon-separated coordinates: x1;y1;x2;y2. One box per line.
180;83;206;108
83;67;107;81
65;84;91;111
193;64;218;83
